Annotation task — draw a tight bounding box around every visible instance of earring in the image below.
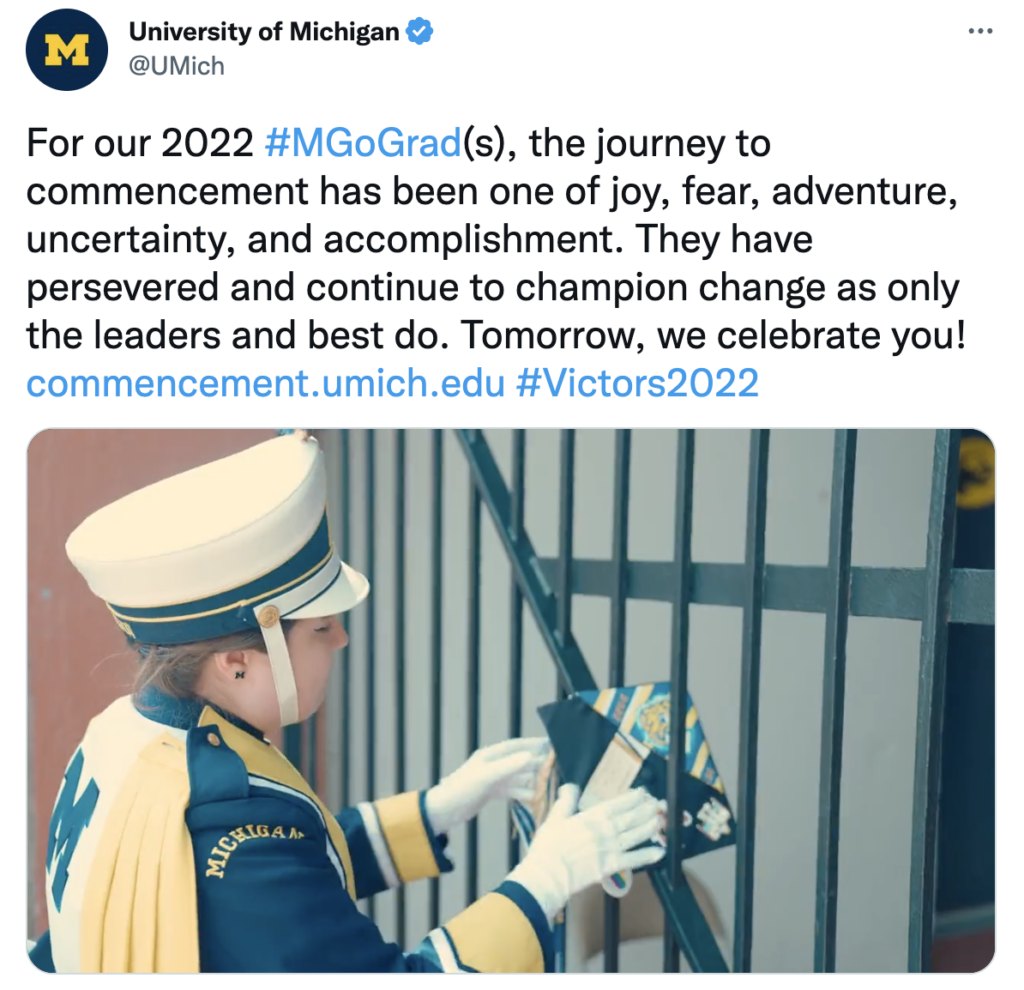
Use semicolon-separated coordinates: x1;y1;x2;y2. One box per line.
235;670;245;679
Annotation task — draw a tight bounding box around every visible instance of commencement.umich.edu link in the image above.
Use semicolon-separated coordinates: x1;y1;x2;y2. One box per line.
27;369;480;399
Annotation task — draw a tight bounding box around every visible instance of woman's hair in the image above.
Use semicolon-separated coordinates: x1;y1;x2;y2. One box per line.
130;622;293;703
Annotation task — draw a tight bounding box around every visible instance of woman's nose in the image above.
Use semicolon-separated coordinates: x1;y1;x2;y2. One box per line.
333;621;349;650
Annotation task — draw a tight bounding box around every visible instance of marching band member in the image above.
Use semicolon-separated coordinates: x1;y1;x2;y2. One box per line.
31;431;665;973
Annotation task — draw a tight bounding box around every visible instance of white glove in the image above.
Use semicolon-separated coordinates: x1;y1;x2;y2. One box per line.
425;737;550;835
507;784;667;925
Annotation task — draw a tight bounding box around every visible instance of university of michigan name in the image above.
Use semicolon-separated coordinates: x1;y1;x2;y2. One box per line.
291;21;399;44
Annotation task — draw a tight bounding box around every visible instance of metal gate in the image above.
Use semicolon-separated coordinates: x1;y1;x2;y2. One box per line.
283;428;994;973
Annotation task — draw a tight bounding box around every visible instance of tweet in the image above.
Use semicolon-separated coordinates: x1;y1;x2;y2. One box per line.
9;1;1014;980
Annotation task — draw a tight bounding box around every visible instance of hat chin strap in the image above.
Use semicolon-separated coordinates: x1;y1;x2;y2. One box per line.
255;607;299;727
253;553;344;728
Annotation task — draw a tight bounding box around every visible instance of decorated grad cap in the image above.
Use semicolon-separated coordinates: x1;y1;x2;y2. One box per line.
537;683;736;865
64;431;369;726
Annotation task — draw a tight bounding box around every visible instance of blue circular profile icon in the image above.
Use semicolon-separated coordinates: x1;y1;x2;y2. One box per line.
26;9;108;90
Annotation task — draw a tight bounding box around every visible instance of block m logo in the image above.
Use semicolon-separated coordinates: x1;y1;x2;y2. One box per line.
44;33;89;66
46;748;99;911
27;11;107;90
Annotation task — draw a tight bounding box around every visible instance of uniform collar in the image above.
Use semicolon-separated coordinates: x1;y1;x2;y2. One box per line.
134;685;267;741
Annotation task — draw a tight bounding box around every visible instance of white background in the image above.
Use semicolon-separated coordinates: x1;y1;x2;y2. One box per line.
4;0;1018;982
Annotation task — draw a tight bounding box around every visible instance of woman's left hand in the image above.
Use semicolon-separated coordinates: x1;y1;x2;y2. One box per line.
424;737;551;835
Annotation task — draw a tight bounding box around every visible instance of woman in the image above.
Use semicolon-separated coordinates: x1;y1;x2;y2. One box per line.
31;431;666;973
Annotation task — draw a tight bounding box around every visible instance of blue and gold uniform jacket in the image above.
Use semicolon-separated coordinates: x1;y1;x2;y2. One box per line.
34;690;554;973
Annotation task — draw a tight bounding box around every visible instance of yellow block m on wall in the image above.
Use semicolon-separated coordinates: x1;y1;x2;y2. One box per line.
44;33;89;66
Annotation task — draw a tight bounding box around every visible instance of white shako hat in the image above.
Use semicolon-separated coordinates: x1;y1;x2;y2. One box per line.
65;431;368;726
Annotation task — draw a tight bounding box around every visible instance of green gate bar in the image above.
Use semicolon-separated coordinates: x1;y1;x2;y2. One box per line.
364;431;377;922
555;430;576;972
908;429;962;972
508;430;526;873
604;429;632;973
428;430;444;930
466;480;482;905
665;429;696;972
535;560;992;623
557;430;575;668
394;431;407;946
733;430;771;973
340;429;352;808
457;430;597;694
282;719;302;768
814;430;858;971
307;698;318;794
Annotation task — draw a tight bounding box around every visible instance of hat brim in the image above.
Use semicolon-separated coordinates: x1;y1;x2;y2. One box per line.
286;561;369;620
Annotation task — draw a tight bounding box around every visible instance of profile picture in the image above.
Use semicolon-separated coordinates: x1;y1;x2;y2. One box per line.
26;8;108;90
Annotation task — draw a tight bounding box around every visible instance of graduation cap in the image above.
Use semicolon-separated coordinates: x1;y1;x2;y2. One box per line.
515;683;736;899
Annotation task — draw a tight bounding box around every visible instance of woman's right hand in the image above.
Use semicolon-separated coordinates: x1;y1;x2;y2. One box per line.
507;784;667;925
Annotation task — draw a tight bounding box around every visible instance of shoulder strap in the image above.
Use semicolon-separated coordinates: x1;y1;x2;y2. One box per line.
197;708;356;900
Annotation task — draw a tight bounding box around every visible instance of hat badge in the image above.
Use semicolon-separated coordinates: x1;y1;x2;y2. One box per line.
258;605;281;628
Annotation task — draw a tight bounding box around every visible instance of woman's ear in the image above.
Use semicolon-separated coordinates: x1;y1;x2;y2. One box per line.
209;649;249;681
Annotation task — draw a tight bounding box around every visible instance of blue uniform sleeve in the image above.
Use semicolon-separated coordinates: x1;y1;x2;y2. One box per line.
187;792;552;973
188;792;447;972
336;790;454;899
